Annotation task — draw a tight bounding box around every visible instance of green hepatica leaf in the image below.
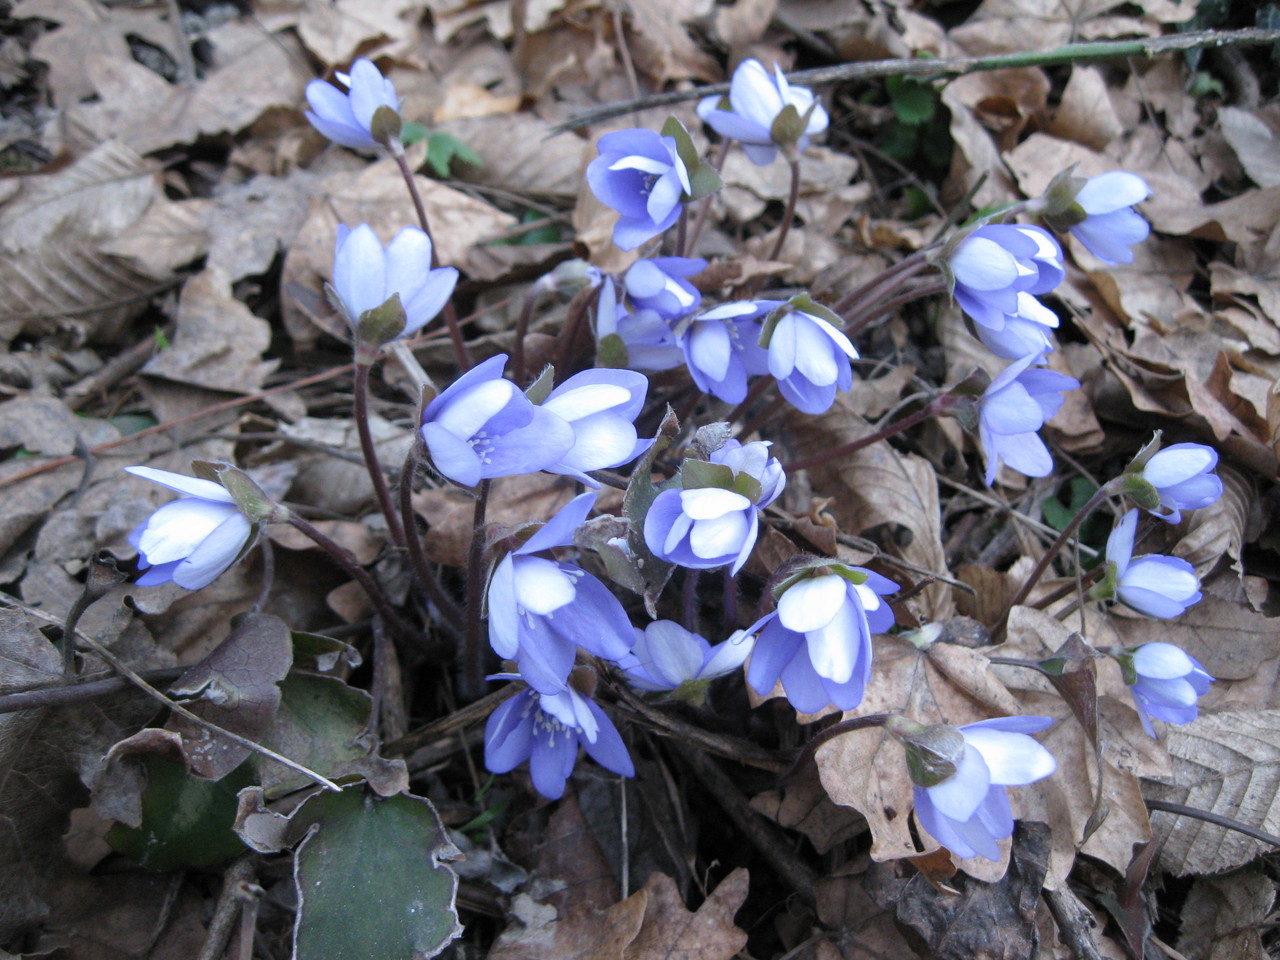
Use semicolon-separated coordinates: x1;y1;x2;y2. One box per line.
254;673;407;798
291;788;462;960
106;754;253;871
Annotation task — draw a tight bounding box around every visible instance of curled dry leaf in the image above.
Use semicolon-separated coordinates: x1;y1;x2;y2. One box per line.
815;635;1022;877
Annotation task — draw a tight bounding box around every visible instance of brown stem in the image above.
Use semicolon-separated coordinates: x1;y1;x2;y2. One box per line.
461;479;493;701
0;667;186;715
353;358;406;548
393;151;472;371
1146;798;1280;849
831;250;929;316
512;288;537;387
767;157;801;263
398;439;465;633
844;279;948;337
725;374;774;427
684;140;730;255
675;205;688;258
993;482;1116;641
252;539;274;614
735;393;786;442
287;514;416;642
554;284;601;377
784;398;944;474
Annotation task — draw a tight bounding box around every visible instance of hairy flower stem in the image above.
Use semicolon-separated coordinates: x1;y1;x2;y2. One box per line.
684;140;730;255
786;713;891;778
844;279;948;337
512;289;537;387
399;440;465;633
675;206;689;258
461;479;493;701
392;150;472;371
767;158;802;264
353;355;406;548
682;569;701;633
831;250;930;317
286;514;416;643
722;567;739;627
554;284;602;376
783;397;949;474
993;481;1119;641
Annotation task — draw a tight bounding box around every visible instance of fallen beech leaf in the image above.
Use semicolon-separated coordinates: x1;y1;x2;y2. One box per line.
815;635;1022;874
623;869;748;960
1143;710;1280;876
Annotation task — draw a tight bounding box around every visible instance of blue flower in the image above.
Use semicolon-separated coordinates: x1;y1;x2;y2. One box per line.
1122;642;1212;738
762;299;858;414
617;620;753;696
595;279;684;372
745;568;897;713
586;129;691;250
484;682;634;800
1070;172;1151;265
977;353;1079;486
420;354;575;487
1100;509;1202;619
623;257;706;319
304;58;399;151
1139;443;1222;524
643;440;785;574
488;494;635;694
332;223;457;340
696;59;828;165
948;224;1063;337
971;293;1059;360
680;301;773;404
540;368;653;486
905;716;1056;862
126;467;256;590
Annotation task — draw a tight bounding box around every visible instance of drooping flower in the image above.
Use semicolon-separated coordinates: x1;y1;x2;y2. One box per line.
977;353;1079;486
761;297;858;414
595;279;684;372
125;467;256;590
617;621;753;699
948;224;1064;336
331;223;457;342
420;354;574;488
972;295;1059;360
1119;642;1213;738
1137;442;1222;524
696;59;829;166
586;129;691;250
484;680;634;800
1040;171;1151;266
1094;509;1202;619
892;715;1056;862
623;257;706;319
680;301;773;404
745;567;897;713
488;494;635;694
304;58;400;151
643;439;785;574
540;369;653;486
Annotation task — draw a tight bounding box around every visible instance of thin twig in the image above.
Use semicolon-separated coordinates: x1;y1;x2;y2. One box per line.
552;29;1280;131
197;856;257;960
1145;798;1280;849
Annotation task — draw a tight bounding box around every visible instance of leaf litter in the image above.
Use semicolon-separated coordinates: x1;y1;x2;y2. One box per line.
0;0;1278;957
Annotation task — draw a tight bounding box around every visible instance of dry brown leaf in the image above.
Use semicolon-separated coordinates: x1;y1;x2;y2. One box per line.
622;869;748;960
270;0;423;66
1218;107;1280;189
0;139;161;343
60;23;311;156
751;763;866;855
784;395;955;620
815;859;927;960
1176;871;1274;960
945;68;1049;155
16;0;181;106
141;267;278;395
995;606;1165;887
1046;66;1125;150
436;115;588;198
815;636;1023;877
283;415;414;517
99;195;211;279
624;0;721;85
1144;710;1280;876
487;892;649;960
